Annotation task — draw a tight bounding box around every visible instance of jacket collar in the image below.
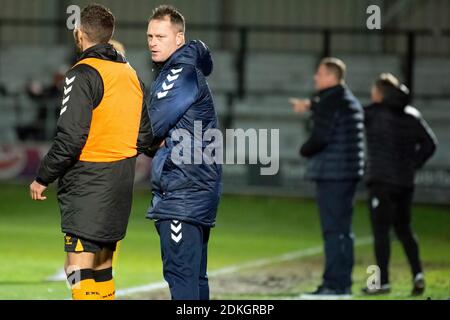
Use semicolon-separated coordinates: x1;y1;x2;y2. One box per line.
317;84;345;96
153;40;213;78
78;43;127;63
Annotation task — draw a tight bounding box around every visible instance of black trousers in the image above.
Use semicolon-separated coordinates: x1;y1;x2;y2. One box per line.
155;219;210;300
368;183;423;285
316;180;358;291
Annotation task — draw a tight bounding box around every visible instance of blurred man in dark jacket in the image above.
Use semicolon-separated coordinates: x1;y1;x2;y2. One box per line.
362;73;437;296
291;57;364;298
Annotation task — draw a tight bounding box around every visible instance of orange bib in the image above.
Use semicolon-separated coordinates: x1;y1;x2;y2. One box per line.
75;58;143;162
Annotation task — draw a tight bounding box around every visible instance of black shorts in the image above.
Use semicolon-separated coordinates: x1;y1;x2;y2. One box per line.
64;233;117;253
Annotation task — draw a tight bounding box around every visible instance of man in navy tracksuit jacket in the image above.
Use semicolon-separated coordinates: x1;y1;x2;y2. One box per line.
146;5;221;300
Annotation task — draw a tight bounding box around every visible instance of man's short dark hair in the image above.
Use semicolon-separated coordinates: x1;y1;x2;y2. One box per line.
149;5;185;33
374;73;401;96
320;57;346;82
80;4;115;44
374;73;410;104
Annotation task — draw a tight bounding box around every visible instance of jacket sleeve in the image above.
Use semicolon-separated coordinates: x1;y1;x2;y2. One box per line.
36;64;102;185
363;103;377;127
300;97;339;158
136;80;155;157
149;65;199;140
414;117;438;170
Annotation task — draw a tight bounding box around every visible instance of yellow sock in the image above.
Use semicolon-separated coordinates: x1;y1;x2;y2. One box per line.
94;267;115;300
96;278;115;300
71;278;101;300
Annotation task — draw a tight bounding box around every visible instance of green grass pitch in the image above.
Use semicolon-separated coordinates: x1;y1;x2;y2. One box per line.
0;182;448;300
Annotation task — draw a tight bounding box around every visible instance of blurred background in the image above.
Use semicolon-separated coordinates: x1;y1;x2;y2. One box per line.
0;0;449;300
0;0;449;202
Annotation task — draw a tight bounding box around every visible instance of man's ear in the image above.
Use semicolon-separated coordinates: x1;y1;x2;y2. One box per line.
73;27;79;41
75;28;84;42
176;32;185;47
74;27;86;52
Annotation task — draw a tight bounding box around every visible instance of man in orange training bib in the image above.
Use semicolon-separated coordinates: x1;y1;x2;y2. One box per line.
29;4;154;300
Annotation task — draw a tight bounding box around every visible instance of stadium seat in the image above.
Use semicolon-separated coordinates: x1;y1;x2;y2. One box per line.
414;58;450;96
0;45;70;93
206;51;237;93
125;49;154;86
246;53;316;94
338;54;402;94
0;96;18;142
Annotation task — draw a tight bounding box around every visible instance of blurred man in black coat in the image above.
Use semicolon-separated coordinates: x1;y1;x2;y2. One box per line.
291;58;364;298
362;73;437;296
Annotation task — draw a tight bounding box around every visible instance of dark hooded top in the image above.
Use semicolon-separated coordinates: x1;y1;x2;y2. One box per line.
364;84;437;188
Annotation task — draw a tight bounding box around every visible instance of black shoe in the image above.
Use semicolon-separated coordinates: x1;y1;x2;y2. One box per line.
361;284;391;295
300;285;352;299
411;273;425;296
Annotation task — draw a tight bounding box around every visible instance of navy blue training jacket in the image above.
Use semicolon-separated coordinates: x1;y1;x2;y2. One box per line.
146;40;222;227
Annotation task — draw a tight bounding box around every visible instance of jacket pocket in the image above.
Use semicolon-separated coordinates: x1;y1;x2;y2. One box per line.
151;149;170;189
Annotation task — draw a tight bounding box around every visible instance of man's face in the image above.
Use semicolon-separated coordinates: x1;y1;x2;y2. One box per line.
73;28;82;53
73;27;88;54
147;17;183;63
371;85;383;103
314;64;337;91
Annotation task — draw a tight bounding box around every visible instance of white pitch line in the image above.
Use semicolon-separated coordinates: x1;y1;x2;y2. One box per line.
116;236;373;297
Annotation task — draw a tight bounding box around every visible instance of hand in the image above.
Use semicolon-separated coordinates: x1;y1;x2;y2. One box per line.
30;180;47;201
290;98;311;113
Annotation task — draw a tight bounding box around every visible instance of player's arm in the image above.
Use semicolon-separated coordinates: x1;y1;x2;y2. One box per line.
149;65;199;140
31;65;101;199
414;116;438;170
136;80;155;157
300;98;338;158
363;103;376;127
